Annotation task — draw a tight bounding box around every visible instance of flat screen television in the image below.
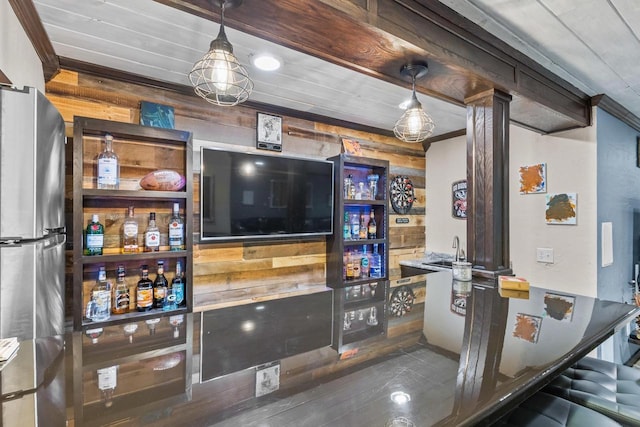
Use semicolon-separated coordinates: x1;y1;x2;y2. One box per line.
200;147;334;241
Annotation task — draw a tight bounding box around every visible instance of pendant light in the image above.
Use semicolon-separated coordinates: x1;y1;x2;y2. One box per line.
393;63;435;143
189;0;253;106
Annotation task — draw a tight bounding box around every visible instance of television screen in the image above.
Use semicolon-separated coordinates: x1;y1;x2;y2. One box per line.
200;147;334;241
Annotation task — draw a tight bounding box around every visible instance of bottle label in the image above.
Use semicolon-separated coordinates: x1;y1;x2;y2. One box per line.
92;290;111;321
123;223;137;236
97;365;118;390
172;283;185;305
137;288;153;308
154;286;166;300
169;223;184;246
98;159;118;186
86;234;104;248
114;289;130;311
145;231;160;248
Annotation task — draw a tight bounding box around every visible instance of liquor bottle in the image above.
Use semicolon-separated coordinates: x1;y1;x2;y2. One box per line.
97;133;119;189
112;265;130;315
352;249;361;279
153;261;168;309
144;212;160;252
347;174;356;199
370;244;382;278
97;365;118;408
358;212;367;239
88;267;111;321
350;213;360;240
122;206;138;253
343;212;350;240
136;265;153;312
85;214;104;256
345;250;355;280
360;245;370;278
367;210;377;239
171;261;185;308
168;203;184;251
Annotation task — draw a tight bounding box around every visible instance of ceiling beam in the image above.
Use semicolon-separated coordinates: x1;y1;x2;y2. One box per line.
156;0;591;134
592;94;640;133
8;0;59;81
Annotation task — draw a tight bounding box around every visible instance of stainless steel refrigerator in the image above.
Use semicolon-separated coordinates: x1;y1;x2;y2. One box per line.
0;85;66;341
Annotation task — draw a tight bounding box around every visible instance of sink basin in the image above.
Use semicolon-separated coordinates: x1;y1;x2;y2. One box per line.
422;259;453;268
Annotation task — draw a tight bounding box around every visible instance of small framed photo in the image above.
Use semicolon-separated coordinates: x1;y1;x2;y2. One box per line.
256;112;282;152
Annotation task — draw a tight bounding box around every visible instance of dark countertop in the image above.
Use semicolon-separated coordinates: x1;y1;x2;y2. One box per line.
2;273;638;426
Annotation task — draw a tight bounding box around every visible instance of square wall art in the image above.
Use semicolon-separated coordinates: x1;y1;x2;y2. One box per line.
545;193;577;225
513;313;542;343
519;163;546;194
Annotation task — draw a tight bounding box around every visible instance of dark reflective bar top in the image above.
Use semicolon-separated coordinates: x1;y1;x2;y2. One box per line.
2;271;638;426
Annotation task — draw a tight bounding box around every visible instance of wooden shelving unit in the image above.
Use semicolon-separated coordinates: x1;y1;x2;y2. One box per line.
326;154;390;353
72;116;193;331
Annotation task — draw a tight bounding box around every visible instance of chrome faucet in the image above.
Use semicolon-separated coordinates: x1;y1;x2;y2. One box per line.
453;235;460;262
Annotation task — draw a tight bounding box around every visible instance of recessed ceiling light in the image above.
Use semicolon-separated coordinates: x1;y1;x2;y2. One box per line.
251;53;282;71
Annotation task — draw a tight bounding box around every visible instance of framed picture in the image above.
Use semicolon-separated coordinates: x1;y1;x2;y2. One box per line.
452;180;467;219
545;193;577;225
256;112;282;152
519;163;546;194
140;101;175;129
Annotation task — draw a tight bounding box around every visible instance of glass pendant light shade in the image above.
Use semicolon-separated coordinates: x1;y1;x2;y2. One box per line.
189;1;253;107
393;63;435;143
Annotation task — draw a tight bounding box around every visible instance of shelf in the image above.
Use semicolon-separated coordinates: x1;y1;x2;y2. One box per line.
81;307;189;330
82;189;188;200
343;238;385;247
73;116;193;332
81;250;188;264
327;154;389;353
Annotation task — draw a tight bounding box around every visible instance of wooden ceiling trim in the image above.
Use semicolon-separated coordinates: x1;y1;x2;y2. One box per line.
58;57;396;138
156;0;591;133
592;94;640;133
8;0;59;81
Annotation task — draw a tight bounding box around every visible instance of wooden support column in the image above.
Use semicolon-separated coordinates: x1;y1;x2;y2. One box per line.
466;89;512;278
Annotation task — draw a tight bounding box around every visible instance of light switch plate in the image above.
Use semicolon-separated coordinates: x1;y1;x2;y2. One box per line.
536;248;554;264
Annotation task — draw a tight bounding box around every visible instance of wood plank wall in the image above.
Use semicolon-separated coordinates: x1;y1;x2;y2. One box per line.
49;69;428;403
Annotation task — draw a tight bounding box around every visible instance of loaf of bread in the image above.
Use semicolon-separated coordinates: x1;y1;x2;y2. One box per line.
139;169;185;191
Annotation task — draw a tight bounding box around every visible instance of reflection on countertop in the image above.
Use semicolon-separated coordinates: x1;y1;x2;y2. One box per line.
400;251;456;273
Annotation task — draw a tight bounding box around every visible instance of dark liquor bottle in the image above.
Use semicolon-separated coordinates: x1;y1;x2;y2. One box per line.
171;261;185;308
153;261;168;309
367;210;377;239
136;265;153;312
112;264;130;314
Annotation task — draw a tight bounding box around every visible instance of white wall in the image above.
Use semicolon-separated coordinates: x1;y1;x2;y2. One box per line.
426;123;598;296
425;134;467;254
0;0;44;91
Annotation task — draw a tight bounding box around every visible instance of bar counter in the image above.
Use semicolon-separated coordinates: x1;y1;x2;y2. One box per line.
2;271;638;426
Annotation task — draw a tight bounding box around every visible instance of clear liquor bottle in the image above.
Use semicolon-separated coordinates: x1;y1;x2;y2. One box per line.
370;244;382;278
153;261;168;309
168;203;184;251
85;214;104;256
136;265;153;312
97;133;119;189
112;265;130;315
171;261;185;308
88;267;111;321
144;212;160;252
122;206;138;253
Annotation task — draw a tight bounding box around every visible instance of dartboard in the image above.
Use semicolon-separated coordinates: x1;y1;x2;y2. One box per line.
390;176;414;214
389;285;415;317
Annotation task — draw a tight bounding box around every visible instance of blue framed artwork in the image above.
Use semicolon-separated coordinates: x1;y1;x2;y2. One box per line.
140;101;175;129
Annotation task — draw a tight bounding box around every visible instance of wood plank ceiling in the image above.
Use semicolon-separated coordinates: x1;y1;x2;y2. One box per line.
29;0;613;137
